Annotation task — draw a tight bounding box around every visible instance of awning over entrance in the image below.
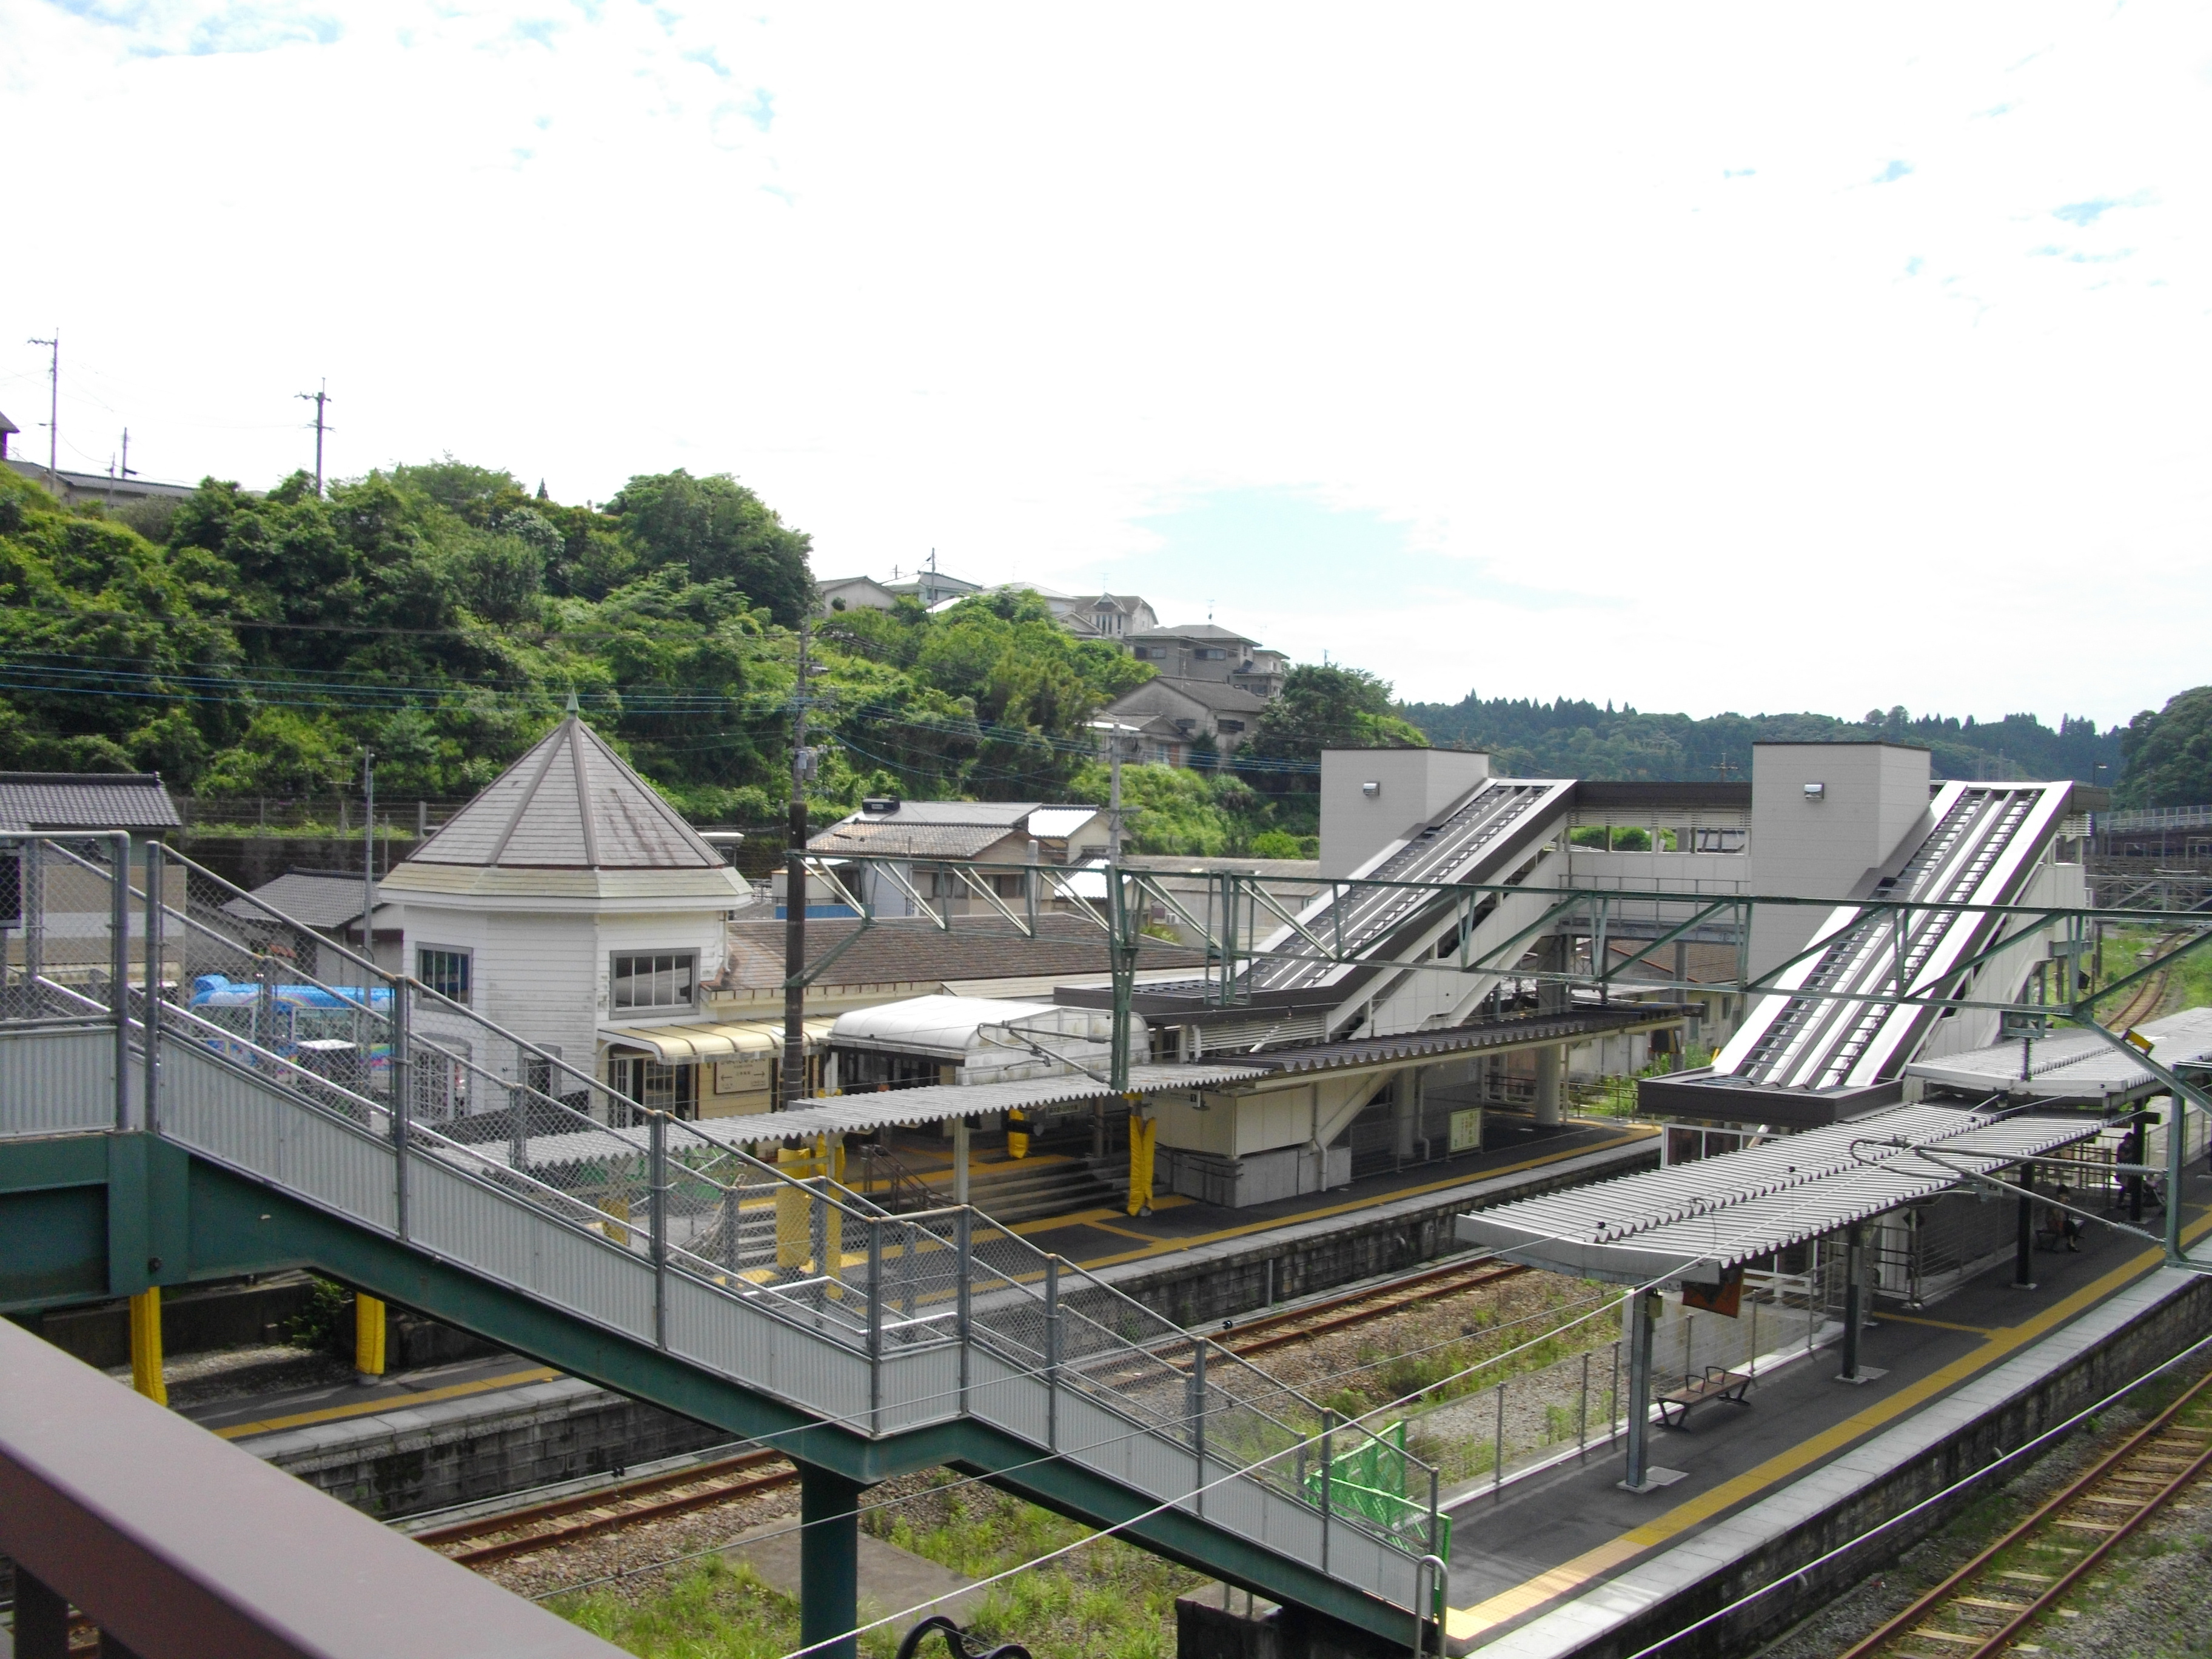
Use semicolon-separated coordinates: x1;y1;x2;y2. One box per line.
1455;1104;2099;1286
598;1017;839;1063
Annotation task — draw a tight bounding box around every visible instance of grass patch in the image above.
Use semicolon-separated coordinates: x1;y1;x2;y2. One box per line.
874;1476;1205;1659
554;1556;903;1659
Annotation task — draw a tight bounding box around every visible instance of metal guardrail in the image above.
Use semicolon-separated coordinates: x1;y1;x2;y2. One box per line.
0;834;1447;1615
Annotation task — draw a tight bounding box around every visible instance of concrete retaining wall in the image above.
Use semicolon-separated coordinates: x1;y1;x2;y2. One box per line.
1104;1138;1658;1327
250;1376;730;1520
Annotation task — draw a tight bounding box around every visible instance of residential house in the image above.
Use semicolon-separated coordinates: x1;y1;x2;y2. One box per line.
0;410;15;460
4;458;198;510
882;565;984;607
816;575;900;615
1096;676;1269;765
1062;594;1159;640
1124;624;1288;700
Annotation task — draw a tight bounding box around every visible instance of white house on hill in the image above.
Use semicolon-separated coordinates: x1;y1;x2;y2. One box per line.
376;713;754;1119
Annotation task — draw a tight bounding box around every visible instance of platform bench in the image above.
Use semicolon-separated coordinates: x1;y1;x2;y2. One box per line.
1656;1365;1752;1429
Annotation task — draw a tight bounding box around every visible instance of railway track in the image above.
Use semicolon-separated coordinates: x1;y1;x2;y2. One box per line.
2103;952;2175;1032
1219;1256;1529;1356
1837;1364;2212;1659
412;1448;798;1566
410;1255;1531;1567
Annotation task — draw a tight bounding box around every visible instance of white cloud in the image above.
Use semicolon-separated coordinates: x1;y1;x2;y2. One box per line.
2;1;2207;725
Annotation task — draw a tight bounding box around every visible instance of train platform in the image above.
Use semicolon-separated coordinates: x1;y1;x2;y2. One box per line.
1439;1175;2212;1655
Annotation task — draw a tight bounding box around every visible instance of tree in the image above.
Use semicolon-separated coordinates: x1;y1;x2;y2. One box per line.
603;471;814;626
1244;663;1427;787
2116;686;2212;808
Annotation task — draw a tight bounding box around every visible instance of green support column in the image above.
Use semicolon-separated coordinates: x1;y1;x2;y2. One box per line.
800;1463;862;1659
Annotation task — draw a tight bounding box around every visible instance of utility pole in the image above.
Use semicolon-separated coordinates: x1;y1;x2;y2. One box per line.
119;429;136;484
295;380;332;496
27;332;58;491
782;617;814;1111
360;751;376;959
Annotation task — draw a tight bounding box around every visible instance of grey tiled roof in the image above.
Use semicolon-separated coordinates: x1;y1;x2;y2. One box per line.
406;717;725;871
0;772;181;832
1107;676;1268;714
225;869;381;930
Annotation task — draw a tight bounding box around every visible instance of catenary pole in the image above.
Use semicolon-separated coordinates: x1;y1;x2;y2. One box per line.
782;616;811;1110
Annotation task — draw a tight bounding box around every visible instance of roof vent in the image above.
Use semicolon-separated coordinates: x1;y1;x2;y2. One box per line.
860;796;901;817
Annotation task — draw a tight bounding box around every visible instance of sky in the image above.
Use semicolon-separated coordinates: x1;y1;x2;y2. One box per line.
4;3;2208;728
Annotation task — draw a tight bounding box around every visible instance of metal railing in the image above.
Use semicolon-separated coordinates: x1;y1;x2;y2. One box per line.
0;834;1446;1611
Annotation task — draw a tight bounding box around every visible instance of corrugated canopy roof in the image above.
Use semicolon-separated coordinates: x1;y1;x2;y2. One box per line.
405;716;726;871
1456;1104;2099;1284
470;1061;1272;1168
807;822;1014;859
1905;1007;2212;1101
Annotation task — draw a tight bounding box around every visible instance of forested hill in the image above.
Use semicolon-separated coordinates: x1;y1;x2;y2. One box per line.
0;461;1152;820
1399;694;2124;786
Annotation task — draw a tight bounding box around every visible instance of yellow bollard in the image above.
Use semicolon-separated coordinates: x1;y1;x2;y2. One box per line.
603;1195;631;1247
776;1142;815;1269
1006;1108;1030;1161
129;1287;167;1405
1127;1112;1157;1218
355;1293;387;1382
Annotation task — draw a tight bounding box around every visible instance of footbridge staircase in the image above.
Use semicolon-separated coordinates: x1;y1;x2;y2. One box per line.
0;838;1447;1651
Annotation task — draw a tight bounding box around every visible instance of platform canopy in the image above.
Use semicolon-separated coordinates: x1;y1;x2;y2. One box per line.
469;1060;1272;1171
1455;1104;2099;1287
1903;1007;2212;1104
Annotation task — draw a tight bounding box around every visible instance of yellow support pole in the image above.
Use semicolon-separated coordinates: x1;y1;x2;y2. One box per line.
128;1287;166;1405
355;1293;387;1382
1126;1111;1156;1218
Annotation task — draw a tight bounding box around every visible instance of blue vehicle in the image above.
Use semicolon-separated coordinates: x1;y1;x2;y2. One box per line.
187;973;393;1082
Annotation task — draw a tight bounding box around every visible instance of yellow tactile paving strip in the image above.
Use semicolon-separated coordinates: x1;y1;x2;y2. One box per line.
211;1366;560;1440
1445;1206;2212;1644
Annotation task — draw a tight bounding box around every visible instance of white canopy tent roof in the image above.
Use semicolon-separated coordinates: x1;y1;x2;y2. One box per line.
1456;1105;2099;1286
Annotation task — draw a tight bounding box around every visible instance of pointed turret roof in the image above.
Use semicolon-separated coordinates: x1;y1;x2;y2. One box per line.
407;716;727;871
381;717;747;906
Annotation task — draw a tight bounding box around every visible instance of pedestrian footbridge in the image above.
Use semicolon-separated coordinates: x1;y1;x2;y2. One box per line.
0;836;1447;1655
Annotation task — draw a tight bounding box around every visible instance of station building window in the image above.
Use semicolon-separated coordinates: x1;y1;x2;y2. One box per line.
611;951;695;1013
418;947;471;1002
